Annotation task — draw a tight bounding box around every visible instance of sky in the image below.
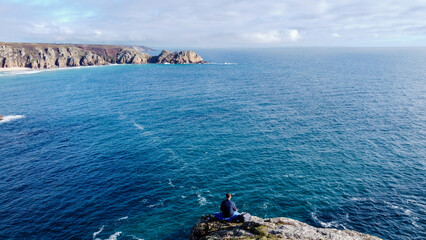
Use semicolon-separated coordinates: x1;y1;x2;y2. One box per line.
0;0;425;48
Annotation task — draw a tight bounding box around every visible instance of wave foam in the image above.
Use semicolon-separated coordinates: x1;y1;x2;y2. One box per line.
128;235;144;240
118;216;128;221
310;212;343;229
133;121;144;130
197;194;207;205
148;200;163;208
106;232;122;240
168;179;175;188
0;115;25;124
207;62;238;65
93;225;104;239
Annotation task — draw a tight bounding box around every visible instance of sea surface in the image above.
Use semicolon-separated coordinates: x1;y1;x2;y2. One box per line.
0;48;425;240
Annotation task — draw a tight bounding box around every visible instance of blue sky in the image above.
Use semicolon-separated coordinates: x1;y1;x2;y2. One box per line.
1;0;425;48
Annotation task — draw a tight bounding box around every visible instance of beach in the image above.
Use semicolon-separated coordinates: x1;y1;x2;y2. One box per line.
0;67;32;72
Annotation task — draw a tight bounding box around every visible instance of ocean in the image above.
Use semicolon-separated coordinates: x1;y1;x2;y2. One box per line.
0;48;425;240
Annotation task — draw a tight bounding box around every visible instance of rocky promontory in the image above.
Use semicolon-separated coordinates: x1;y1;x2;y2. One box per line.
150;49;205;64
190;215;381;240
0;42;205;70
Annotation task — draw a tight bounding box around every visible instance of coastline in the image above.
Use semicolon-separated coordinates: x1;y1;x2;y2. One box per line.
0;64;137;75
0;43;205;70
0;67;32;72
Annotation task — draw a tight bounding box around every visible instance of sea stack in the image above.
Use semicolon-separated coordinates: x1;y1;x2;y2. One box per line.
190;215;382;240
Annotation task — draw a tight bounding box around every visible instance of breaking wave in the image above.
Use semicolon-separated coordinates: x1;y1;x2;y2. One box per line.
207;62;238;65
0;115;25;124
93;225;104;239
106;232;122;240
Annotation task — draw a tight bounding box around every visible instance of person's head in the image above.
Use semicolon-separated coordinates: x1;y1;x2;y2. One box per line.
226;193;231;199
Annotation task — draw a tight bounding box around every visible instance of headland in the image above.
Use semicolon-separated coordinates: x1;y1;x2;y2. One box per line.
0;42;205;71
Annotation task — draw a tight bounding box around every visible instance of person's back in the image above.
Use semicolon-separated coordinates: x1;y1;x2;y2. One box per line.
220;193;238;218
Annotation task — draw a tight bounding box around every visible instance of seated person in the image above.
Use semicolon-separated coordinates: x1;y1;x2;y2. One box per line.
220;193;240;219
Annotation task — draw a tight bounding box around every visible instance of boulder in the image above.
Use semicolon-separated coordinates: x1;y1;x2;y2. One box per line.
190;215;382;240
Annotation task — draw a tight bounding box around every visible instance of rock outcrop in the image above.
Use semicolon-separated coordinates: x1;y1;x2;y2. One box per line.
190;215;382;240
0;42;205;70
152;49;205;64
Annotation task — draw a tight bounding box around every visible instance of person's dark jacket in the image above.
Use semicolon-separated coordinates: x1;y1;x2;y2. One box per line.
221;199;236;217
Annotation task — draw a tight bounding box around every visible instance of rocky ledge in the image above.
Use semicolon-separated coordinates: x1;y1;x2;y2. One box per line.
190;215;382;240
0;42;205;70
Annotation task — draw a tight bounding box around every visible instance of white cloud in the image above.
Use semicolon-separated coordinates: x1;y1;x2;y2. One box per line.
30;23;50;34
288;29;302;41
241;29;302;44
1;0;426;47
242;31;282;43
317;0;330;14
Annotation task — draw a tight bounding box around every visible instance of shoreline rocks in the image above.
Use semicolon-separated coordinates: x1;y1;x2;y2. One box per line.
0;42;205;70
190;215;382;240
150;49;205;64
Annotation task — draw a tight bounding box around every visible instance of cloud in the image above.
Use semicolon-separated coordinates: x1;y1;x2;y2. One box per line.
241;29;302;44
289;29;302;41
0;0;425;47
242;31;282;44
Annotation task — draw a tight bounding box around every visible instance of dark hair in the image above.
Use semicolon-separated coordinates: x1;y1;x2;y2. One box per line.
226;193;231;199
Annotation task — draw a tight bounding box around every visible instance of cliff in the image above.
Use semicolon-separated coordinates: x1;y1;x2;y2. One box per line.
150;49;205;64
190;215;382;240
0;42;205;69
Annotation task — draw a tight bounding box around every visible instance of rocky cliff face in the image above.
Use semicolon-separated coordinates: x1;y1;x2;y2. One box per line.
0;42;205;69
190;215;382;240
151;49;205;64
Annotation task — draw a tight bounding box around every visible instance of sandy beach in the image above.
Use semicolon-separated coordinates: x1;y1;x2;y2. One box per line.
0;67;32;72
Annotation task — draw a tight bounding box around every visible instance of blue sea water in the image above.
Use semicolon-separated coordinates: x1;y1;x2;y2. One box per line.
0;48;425;240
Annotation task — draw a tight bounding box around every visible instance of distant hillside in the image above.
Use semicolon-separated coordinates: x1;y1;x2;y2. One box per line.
126;45;156;52
0;42;204;69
